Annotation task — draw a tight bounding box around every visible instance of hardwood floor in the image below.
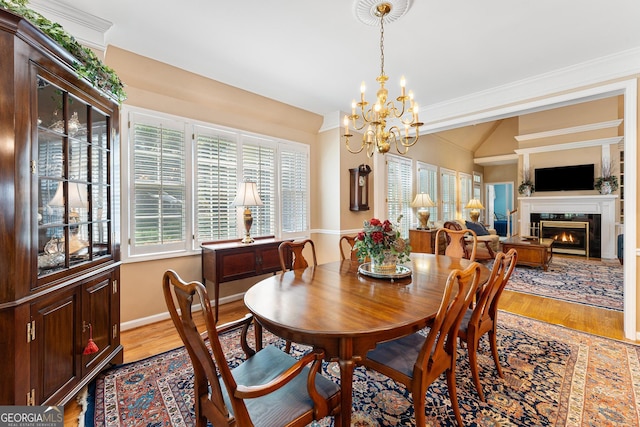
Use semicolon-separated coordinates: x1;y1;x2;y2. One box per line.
63;280;632;425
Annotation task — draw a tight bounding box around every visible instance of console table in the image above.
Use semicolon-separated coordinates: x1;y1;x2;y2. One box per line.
201;236;292;321
409;229;438;254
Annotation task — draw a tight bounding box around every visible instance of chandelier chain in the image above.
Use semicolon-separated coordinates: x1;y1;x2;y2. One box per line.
379;14;385;77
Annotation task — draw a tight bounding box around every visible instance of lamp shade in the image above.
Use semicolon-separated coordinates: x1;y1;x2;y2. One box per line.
48;181;88;208
232;180;263;207
411;193;436;208
464;198;484;210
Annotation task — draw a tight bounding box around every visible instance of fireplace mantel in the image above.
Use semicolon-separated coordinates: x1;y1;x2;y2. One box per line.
518;195;618;259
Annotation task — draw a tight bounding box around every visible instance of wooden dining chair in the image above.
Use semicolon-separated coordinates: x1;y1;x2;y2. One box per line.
278;239;318;353
360;262;483;427
436;222;478;261
162;270;341;427
339;235;358;261
457;248;518;401
279;239;318;271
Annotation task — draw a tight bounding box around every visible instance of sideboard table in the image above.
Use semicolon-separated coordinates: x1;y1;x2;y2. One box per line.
201;236;292;321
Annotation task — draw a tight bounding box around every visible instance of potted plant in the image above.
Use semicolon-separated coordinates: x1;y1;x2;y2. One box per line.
594;161;619;194
518;169;534;196
354;218;411;273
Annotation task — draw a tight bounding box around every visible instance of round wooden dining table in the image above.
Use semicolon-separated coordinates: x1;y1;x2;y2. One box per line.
244;253;489;427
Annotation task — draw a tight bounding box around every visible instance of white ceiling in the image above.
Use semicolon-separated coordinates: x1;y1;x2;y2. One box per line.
39;0;640;119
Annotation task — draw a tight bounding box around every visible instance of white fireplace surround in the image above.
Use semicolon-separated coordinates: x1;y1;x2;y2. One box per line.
518;195;619;259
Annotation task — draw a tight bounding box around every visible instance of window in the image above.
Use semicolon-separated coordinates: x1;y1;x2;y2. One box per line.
473;172;483;200
459;172;472;217
280;144;309;234
129;112;187;255
416;161;438;222
386;154;413;237
124;108;310;260
194;125;238;242
440;168;456;221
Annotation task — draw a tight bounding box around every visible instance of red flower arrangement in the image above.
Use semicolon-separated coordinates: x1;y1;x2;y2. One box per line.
354;218;411;265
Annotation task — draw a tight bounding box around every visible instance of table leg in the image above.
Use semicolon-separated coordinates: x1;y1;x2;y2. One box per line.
338;358;355;427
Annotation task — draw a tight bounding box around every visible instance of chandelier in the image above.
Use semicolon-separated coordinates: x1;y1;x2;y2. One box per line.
343;2;423;157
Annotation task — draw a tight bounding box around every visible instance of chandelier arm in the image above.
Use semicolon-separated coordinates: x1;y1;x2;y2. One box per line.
386;100;406;120
399;126;421;148
344;135;366;154
350;115;368;132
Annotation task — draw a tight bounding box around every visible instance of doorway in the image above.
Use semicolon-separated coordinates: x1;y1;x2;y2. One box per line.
485;182;514;237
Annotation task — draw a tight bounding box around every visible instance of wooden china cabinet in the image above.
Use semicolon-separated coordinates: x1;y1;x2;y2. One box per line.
0;9;122;405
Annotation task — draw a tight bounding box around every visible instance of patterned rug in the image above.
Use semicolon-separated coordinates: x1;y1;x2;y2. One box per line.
86;312;640;426
504;255;624;311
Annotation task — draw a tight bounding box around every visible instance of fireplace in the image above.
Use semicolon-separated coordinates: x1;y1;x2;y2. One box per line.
519;195;617;259
529;213;601;258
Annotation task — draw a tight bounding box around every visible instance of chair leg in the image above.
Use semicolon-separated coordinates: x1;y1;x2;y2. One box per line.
488;329;504;378
412;382;427;427
467;336;485;402
446;368;463;427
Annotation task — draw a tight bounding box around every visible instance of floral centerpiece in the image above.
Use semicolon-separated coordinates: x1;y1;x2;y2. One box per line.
354;218;411;272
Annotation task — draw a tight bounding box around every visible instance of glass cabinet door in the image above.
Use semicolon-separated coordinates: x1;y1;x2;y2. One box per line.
36;76;112;279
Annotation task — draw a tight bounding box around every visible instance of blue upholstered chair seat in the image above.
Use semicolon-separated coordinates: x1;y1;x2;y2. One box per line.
222;345;340;427
365;332;426;378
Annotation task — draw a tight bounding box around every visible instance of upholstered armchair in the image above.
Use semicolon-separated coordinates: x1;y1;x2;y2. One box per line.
450;219;500;253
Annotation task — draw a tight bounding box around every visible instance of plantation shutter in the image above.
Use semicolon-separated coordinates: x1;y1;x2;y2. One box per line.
242;136;276;237
194;125;238;243
386;154;412;238
130;113;186;254
280;144;309;235
417;161;438;223
441;168;456;221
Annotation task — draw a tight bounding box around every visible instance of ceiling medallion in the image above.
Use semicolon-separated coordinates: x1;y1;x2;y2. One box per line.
353;0;411;26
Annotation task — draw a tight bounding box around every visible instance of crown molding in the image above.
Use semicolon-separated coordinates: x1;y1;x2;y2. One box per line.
515;119;623;142
514;136;623;155
28;0;112;51
422;47;640;130
473;154;518;166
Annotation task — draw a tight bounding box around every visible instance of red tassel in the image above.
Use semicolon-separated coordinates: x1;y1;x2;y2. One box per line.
83;323;99;355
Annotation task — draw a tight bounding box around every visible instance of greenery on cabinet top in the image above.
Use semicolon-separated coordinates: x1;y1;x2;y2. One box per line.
0;0;126;103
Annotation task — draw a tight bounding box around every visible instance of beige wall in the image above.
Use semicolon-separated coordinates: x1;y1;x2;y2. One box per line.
475;118;520;158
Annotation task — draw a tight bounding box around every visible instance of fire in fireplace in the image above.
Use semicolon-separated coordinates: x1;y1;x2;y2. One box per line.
540;220;589;257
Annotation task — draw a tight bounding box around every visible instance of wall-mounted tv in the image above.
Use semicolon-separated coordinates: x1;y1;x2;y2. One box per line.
534;164;594;192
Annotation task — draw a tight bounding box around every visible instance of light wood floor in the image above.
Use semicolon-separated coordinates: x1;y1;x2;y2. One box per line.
63;280;632;425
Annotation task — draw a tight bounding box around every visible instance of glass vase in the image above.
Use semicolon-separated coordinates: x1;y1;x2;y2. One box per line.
370;249;398;273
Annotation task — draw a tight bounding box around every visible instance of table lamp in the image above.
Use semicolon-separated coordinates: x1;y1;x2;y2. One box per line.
465;198;484;222
410;193;436;229
232;180;263;244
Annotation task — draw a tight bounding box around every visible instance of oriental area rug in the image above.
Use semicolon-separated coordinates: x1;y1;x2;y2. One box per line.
504;255;624;311
85;312;640;427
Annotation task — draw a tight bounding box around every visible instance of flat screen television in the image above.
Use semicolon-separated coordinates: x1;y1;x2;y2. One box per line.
534;164;594;192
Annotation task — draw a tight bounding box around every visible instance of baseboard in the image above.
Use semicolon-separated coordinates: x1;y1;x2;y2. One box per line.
120;292;245;331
